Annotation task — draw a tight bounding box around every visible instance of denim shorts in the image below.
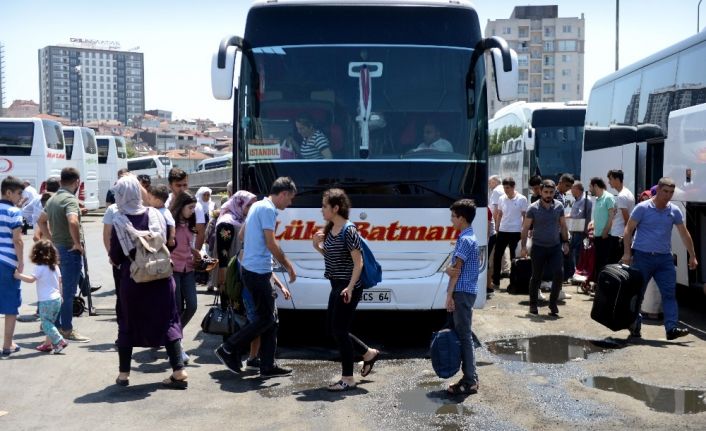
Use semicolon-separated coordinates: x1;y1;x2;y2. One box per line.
0;263;21;315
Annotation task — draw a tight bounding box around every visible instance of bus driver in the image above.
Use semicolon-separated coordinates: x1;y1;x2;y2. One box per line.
413;122;453;153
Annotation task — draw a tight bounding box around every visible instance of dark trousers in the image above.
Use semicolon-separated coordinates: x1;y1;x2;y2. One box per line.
327;280;369;377
225;269;278;371
569;232;586;276
593;235;620;280
492;232;520;285
529;244;563;308
112;265;121;322
118;338;184;373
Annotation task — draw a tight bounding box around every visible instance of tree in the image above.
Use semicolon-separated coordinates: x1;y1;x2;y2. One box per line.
125;138;138;158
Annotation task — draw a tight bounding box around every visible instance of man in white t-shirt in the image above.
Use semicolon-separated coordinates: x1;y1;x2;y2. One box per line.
608;169;635;263
491;177;527;289
414;123;453;152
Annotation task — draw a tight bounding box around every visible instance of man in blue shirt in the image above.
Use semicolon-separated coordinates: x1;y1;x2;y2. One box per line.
215;177;297;377
622;177;698;340
444;199;479;395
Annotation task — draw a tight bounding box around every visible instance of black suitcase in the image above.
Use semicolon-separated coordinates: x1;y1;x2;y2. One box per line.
508;258;531;294
590;264;643;331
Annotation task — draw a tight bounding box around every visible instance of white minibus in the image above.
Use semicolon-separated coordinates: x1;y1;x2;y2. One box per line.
63;127;100;210
195;153;232;172
0;118;66;190
127;155;172;179
95;135;128;207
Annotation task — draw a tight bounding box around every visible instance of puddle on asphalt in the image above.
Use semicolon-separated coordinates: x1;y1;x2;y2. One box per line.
398;388;474;416
583;376;706;414
486;335;624;364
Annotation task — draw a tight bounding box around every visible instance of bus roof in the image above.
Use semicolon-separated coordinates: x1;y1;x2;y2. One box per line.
592;30;706;90
250;0;474;9
492;101;586;121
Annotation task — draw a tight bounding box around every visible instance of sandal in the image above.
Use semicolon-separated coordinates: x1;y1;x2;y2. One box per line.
36;343;53;353
447;381;478;395
327;380;357;392
162;375;188;390
115;377;130;387
1;345;20;356
360;351;380;377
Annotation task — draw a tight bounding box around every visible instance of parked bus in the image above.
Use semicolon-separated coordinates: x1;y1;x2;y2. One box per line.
0;118;65;190
489;101;586;197
194;153;232;172
96;135;128;207
211;0;518;311
581;30;706;291
127;155;172;179
63;126;100;210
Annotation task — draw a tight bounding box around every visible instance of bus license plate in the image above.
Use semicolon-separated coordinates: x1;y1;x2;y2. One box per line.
362;290;391;303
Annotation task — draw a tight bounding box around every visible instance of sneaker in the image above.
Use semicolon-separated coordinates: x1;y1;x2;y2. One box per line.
36;343;53;352
628;329;642;339
60;329;90;343
529;306;539;315
53;340;68;354
549;304;559;316
245;357;261;370
666;327;689;340
214;345;242;374
558;291;572;300
260;365;292;378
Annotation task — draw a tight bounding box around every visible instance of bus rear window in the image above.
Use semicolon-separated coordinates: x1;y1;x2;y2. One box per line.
82;130;97;154
43;120;64;150
96;138;109;163
116;138;127;159
63;130;75;160
0;122;34;156
158;156;171;166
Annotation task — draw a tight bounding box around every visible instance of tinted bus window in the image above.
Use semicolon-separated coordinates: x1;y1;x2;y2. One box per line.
82;130;97;154
127;158;157;170
611;73;641;126
64;130;75;160
116;138;127;159
675;42;706;109
158;156;171;167
96;138;109;163
43;120;63;150
639;57;678;132
0;122;34;156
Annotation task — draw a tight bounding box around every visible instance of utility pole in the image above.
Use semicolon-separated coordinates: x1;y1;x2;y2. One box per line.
615;0;620;71
699;0;704;33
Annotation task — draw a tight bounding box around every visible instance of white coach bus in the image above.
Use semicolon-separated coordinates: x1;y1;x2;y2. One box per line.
96;135;128;206
489;101;585;196
63;126;100;210
211;0;518;311
581;30;706;290
127;155;172;179
0;118;65;190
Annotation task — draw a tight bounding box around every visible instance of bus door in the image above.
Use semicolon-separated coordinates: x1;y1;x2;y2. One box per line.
635;140;664;194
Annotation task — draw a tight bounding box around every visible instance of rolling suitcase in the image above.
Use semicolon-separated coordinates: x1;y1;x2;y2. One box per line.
508;258;531;294
590;264;643;331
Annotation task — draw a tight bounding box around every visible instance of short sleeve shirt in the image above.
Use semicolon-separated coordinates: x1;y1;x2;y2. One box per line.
0;200;23;268
526;200;564;247
498;193;528;232
451;227;479;294
241;198;278;274
631;200;683;254
300;130;330;159
323;223;362;286
489;185;504;211
34;265;62;301
158;207;176;227
611;188;635;237
102;204;118;225
45;188;82;247
592;193;615;236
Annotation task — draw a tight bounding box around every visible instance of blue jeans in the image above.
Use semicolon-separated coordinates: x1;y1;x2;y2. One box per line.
173;271;197;328
56;246;83;331
569;232;586;277
452;292;477;385
630;250;679;333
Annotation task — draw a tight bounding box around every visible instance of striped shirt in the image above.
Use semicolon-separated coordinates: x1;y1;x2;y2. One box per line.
451;226;479;294
300;130;330;159
323;223;362;286
0;199;23;269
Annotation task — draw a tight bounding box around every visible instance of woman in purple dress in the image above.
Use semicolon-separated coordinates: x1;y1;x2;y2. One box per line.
109;175;188;389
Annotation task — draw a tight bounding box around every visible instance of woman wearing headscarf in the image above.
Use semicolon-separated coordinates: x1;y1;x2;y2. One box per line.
215;190;257;291
195;187;216;290
109;175;188;389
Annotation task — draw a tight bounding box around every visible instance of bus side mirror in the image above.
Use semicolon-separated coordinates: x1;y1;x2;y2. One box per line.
212;36;247;100
491;47;518;102
524;127;535;151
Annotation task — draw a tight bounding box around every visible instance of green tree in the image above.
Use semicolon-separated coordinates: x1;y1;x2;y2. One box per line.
125;138;137;158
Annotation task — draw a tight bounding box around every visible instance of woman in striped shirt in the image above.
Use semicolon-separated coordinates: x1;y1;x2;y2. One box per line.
293;116;332;159
312;188;379;391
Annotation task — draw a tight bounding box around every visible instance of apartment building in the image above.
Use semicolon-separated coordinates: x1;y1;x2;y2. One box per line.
38;42;144;125
485;5;585;118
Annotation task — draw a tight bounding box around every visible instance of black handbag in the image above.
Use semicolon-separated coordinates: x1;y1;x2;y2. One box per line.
200;295;244;336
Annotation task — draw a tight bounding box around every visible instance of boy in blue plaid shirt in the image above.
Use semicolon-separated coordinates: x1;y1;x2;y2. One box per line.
445;199;479;395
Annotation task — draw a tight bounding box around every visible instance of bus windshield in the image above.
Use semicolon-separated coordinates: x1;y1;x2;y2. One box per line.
239;45;488;208
532;109;585;179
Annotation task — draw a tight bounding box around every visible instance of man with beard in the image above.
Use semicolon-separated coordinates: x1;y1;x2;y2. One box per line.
520;180;569;316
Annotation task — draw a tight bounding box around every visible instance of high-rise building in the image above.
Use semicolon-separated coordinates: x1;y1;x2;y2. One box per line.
0;42;6;116
38;42;144;125
485;5;585;118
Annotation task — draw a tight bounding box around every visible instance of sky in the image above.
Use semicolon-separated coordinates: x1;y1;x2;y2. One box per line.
0;0;702;123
